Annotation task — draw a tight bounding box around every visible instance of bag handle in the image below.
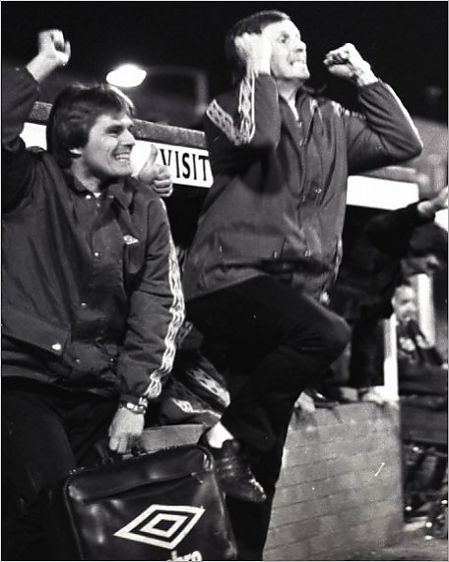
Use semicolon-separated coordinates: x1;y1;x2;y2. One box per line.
93;438;147;466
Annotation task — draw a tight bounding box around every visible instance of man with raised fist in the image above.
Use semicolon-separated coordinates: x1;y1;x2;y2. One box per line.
182;10;423;559
2;30;184;559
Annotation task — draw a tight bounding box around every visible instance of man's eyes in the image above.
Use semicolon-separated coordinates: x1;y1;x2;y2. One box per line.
107;126;134;136
277;33;301;44
107;127;122;136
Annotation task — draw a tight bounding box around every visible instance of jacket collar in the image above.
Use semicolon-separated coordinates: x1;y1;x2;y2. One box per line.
108;181;134;209
64;170;133;209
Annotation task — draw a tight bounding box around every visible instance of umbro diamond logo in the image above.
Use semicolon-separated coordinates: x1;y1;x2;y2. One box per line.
114;504;205;550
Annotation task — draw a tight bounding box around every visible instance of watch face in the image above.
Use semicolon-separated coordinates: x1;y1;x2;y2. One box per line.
120;401;146;414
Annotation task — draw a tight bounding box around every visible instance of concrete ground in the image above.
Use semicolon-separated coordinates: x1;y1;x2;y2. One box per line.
346;518;447;561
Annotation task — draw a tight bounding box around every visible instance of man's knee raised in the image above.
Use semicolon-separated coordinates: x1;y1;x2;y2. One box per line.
323;315;351;361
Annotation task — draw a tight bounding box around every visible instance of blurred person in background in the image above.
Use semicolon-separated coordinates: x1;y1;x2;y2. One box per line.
393;282;447;395
322;186;447;405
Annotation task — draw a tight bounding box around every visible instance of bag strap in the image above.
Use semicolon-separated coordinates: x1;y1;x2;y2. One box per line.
93;438;147;466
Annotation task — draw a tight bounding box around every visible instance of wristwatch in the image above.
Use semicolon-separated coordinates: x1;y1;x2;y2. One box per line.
119;397;148;415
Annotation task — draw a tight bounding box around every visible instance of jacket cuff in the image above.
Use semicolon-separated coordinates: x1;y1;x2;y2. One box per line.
357;78;383;91
8;65;40;89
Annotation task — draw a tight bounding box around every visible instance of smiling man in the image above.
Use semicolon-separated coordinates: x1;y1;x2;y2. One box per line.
2;30;184;559
182;9;423;560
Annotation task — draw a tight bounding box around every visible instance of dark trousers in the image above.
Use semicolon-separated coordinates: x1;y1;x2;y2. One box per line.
1;378;117;560
349;316;385;389
187;275;350;559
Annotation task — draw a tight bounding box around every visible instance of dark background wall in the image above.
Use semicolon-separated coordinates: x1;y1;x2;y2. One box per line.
2;2;447;123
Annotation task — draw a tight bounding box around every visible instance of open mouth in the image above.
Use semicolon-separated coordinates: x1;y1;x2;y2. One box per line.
114;153;131;162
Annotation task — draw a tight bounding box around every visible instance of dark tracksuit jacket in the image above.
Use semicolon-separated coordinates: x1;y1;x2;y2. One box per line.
1;67;185;406
183;73;423;303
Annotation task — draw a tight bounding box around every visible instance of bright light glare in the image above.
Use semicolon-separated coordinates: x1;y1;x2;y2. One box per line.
106;64;147;88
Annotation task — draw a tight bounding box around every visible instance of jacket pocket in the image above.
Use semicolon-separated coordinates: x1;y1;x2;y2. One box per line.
216;231;284;265
122;241;147;296
123;241;146;275
1;305;69;357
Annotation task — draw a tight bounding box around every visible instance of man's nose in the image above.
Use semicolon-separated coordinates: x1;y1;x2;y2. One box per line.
294;39;306;53
121;129;136;146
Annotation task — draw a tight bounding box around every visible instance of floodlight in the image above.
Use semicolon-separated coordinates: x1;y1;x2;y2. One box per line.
106;64;147;88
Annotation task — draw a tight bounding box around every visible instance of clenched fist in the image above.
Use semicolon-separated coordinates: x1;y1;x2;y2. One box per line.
26;30;71;83
234;32;272;76
324;43;376;85
37;29;71;67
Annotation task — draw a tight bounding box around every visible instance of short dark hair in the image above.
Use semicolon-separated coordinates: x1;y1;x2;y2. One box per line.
225;10;291;83
46;84;134;168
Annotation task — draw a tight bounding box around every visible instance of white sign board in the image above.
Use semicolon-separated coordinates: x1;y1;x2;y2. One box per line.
347;175;419;210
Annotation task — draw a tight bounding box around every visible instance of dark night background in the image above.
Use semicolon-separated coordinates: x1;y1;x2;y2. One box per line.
2;1;448;124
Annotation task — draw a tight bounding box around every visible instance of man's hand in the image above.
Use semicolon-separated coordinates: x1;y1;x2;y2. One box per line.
429;185;448;212
38;30;71;66
108;406;145;454
234;32;272;76
418;185;448;218
137;145;174;198
26;30;71;83
323;43;377;86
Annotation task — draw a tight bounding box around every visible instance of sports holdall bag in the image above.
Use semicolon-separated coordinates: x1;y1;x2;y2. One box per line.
45;444;237;560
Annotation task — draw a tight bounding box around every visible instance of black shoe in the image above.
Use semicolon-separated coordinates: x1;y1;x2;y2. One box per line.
321;386;356;404
200;436;267;503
